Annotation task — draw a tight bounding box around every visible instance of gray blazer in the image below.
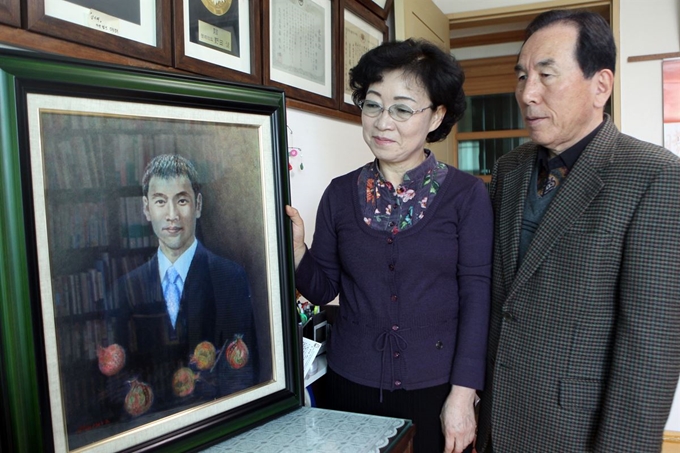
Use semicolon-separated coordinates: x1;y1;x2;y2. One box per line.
476;116;680;452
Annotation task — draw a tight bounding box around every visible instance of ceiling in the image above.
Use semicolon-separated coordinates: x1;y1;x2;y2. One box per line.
432;0;611;52
432;0;550;15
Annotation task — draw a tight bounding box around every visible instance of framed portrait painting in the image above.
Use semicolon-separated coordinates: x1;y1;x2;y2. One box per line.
0;49;301;452
25;0;171;65
174;0;262;84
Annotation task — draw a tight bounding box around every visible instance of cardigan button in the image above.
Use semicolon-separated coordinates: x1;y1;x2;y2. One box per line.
436;341;444;349
393;352;400;358
387;237;394;244
394;380;402;387
391;294;398;301
392;325;399;331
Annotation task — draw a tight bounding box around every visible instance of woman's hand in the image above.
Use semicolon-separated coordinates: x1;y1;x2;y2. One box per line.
285;205;307;269
440;385;477;453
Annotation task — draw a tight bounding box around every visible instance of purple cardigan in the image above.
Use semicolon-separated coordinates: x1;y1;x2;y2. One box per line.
296;165;493;392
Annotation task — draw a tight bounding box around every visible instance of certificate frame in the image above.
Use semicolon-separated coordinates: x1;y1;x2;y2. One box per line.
264;0;339;110
174;0;262;84
0;0;19;26
339;0;388;115
0;48;301;452
25;0;172;65
357;0;393;20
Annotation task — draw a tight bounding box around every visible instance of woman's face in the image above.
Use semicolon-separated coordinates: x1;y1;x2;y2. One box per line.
361;69;444;171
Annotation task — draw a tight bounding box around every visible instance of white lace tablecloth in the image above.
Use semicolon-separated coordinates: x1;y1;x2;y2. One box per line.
201;406;410;453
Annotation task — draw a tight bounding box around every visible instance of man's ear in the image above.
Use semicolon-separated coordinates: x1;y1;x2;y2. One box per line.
143;196;151;221
195;193;202;219
593;69;614;109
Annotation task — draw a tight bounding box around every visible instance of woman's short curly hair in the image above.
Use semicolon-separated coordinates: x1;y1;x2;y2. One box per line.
349;38;466;143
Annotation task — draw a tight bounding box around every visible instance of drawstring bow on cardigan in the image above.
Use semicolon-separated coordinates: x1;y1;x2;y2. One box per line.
374;328;409;402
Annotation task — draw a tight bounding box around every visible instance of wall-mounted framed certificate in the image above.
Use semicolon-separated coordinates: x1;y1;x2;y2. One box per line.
25;0;171;65
264;0;338;109
174;0;262;84
339;0;388;115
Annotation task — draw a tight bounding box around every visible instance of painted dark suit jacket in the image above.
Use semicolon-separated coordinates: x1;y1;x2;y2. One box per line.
105;241;259;419
475;116;680;452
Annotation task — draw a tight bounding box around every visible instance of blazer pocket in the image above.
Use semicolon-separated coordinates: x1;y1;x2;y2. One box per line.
559;378;605;412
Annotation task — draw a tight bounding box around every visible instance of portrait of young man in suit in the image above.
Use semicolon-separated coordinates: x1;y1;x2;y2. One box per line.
102;153;259;421
475;9;680;453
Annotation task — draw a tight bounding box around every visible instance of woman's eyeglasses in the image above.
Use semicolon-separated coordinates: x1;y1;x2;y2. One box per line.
358;100;433;122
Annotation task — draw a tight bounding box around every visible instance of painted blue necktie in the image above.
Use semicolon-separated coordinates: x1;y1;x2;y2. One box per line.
164;266;181;329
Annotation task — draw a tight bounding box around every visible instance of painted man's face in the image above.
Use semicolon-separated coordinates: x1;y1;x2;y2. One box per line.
143;175;202;262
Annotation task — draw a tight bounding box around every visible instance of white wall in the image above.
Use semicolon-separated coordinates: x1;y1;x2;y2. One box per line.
286;108;369;244
620;0;680;145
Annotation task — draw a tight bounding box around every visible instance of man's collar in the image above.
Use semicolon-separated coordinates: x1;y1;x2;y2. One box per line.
537;120;605;171
158;239;198;282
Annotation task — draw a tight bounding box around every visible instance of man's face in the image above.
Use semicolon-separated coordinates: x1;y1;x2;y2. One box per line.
143;175;202;262
514;23;608;154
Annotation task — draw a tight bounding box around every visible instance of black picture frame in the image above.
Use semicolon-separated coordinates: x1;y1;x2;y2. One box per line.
0;48;301;452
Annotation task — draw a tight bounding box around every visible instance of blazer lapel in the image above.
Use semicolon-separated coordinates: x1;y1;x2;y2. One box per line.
498;156;534;295
506;123;616;304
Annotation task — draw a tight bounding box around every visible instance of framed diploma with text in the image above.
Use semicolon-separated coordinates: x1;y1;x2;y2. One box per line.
264;0;338;109
25;0;171;65
174;0;262;84
357;0;393;20
0;0;19;26
339;0;387;114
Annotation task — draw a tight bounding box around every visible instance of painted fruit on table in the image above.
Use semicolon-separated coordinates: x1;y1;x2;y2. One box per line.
124;379;153;417
226;334;249;369
97;344;125;376
173;367;200;397
190;341;216;370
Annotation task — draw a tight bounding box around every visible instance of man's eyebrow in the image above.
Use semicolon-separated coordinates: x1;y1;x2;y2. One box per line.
536;58;557;69
515;58;557;73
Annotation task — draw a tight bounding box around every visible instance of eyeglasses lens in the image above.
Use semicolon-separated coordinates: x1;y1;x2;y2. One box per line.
360;101;415;121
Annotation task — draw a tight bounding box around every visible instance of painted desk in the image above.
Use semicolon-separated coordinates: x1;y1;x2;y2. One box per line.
201;406;415;453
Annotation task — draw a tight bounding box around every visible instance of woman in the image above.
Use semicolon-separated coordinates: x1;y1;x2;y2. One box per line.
286;39;492;453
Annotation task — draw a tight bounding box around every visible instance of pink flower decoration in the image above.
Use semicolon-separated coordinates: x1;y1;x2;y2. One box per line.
398;189;416;202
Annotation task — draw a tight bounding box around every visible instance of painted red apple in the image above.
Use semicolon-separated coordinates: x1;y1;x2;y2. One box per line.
172;367;200;397
225;334;249;369
190;341;216;371
124;378;153;417
97;344;126;376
